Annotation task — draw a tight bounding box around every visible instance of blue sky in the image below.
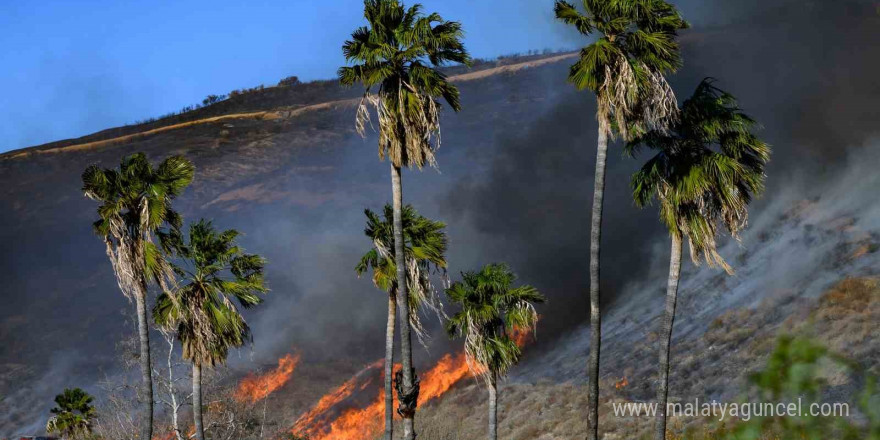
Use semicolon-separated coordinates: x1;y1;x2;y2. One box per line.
0;0;588;153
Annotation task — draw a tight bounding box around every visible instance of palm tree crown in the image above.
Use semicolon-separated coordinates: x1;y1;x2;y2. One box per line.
627;78;771;272
555;0;689;138
82;153;195;297
339;0;472;169
153;219;268;366
356;204;448;340
445;263;545;381
46;388;97;439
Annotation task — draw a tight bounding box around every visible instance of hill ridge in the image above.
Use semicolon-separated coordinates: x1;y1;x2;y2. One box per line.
1;52;576;160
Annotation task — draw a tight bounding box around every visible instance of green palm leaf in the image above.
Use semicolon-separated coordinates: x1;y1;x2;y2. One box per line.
153;219;267;367
340;0;471;169
356;204;448;345
628;78;771;272
554;0;689;139
445;263;545;382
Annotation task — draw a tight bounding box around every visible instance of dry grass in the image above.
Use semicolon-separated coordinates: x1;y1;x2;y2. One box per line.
403;277;880;439
807;277;880;373
448;53;577;83
7;111;283;159
2;54;577;161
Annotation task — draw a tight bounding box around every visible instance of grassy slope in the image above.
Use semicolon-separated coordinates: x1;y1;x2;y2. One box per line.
407;277;880;440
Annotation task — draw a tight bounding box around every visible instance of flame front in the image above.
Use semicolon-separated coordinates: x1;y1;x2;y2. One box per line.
291;359;383;435
235;353;301;403
418;352;471;402
290;323;539;439
293;353;472;440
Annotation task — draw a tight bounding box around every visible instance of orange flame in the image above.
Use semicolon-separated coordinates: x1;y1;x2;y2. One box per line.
418;352;472;403
510;325;533;348
615;376;629;390
290;322;541;440
294;353;473;440
235;353;301;403
306;391;385;440
291;359;383;434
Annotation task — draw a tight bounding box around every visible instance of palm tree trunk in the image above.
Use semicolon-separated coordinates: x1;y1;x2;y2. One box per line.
488;372;498;440
134;288;154;440
193;363;205;440
391;164;418;440
384;289;397;440
654;234;682;440
586;125;608;440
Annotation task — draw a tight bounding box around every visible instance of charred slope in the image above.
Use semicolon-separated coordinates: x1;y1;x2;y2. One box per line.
2;0;880;434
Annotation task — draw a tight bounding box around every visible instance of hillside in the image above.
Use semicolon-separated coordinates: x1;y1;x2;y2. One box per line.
0;50;588;435
1;52;574;159
2;1;880;436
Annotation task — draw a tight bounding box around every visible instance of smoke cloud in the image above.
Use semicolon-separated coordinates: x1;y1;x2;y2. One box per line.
2;0;879;434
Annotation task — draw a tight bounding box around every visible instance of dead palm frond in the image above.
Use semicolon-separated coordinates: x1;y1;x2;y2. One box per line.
445;263;545;385
628;78;771;272
339;0;471;169
356;204;448;346
556;0;689;140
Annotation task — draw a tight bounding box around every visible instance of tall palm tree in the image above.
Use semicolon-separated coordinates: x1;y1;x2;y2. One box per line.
82;153;194;440
627;79;770;440
339;2;470;437
153;219;268;440
445;263;545;440
46;388;97;440
355;204;448;440
553;2;688;438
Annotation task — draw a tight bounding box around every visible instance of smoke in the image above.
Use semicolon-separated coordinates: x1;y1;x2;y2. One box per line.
2;0;879;434
438;0;880;341
514;134;880;385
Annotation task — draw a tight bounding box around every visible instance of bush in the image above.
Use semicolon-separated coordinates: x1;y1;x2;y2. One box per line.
722;336;879;440
202;94;227;106
278;76;301;87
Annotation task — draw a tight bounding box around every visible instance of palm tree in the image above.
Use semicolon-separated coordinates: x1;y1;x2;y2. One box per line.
153;219;268;440
627;79;770;440
82;153;194;440
46;388;97;440
553;2;688;438
339;2;470;437
445;263;545;440
355;204;448;440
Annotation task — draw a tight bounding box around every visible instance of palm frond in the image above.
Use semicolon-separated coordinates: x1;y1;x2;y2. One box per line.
556;0;689;139
82;153;194;304
340;0;470;169
153;219;267;367
628;79;771;274
356;203;448;348
445;263;545;385
554;1;594;35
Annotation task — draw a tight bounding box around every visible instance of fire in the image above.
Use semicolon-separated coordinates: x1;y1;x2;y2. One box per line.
418;352;472;403
291;359;383;434
235;353;301;403
510;325;533;348
306;391;385;440
615;376;629;390
290;322;541;440
294;353;473;440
